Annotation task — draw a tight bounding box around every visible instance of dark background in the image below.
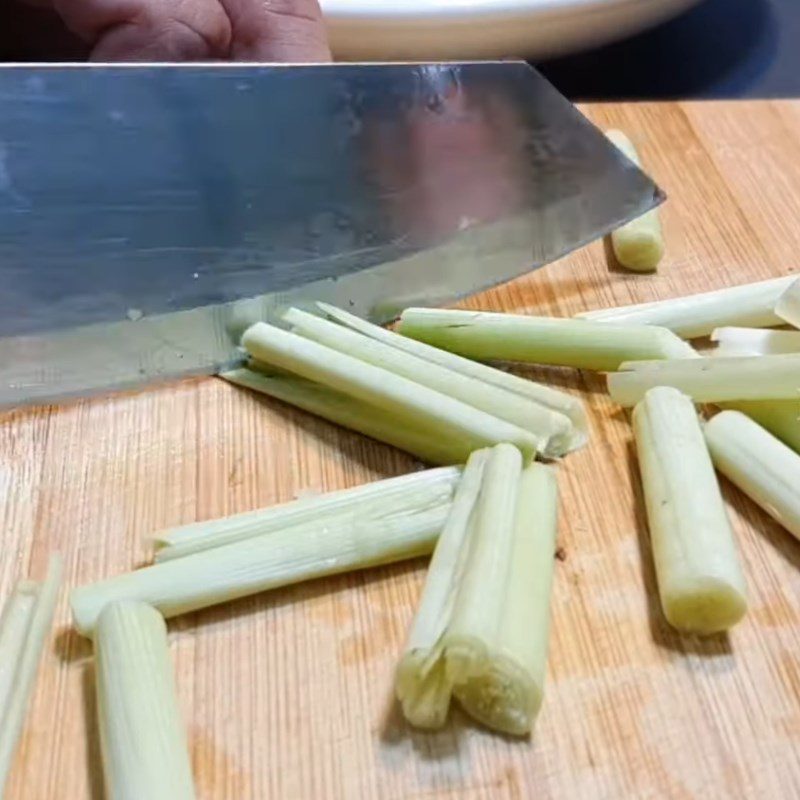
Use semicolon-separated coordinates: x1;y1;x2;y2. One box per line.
0;0;796;99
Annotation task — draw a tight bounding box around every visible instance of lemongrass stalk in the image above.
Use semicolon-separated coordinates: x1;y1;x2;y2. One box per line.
154;463;460;561
605;130;664;272
72;506;447;636
609;353;800;406
397;308;696;371
0;555;62;792
723;400;800;454
711;327;800;356
284;307;572;457
452;461;557;734
0;591;36;722
221;367;475;465
633;388;747;634
705;411;800;540
241;322;540;460
776;277;800;328
396;449;490;729
396;445;557;735
316;302;590;451
95;601;195;800
576;275;796;338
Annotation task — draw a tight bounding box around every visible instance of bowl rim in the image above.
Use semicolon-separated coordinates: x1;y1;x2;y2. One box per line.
321;0;646;21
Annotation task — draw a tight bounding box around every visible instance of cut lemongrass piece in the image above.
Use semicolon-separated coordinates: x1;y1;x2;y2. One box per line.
72;506;447;636
397;308;697;371
451;461;557;735
0;555;62;793
609;353;800;406
711;327;800;356
284;307;572;457
0;591;36;723
705;410;800;540
95;601;195;800
776;277;800;328
396;449;490;729
315;302;590;451
154;463;460;561
221;367;475;465
396;445;557;735
576;275;796;339
241;322;540;461
606;130;664;272
633;387;747;634
723;400;800;454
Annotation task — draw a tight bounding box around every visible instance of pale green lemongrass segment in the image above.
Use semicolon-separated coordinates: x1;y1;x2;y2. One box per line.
0;591;36;728
452;461;557;736
319;303;589;446
72;505;447;636
609;353;800;406
222;367;473;465
397;308;697;371
396;449;490;730
605;130;664;272
284;306;571;457
711;327;800;356
95;601;195;800
154;463;460;561
576;275;796;339
241;322;540;461
723;400;800;454
633;388;746;634
396;444;557;735
705;410;800;540
776;277;800;328
315;302;590;452
0;555;62;793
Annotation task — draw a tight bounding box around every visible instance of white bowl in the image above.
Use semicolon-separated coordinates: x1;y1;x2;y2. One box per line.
323;0;703;61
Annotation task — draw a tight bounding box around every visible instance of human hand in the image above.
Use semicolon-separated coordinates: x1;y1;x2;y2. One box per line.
45;0;331;61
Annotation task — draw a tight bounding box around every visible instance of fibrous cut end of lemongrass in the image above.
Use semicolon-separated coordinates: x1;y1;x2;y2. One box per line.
239;321;540;462
633;387;746;635
776;276;800;328
711;327;800;356
95;601;196;800
0;554;62;793
72;501;447;636
314;302;590;453
397;307;696;372
396;444;558;736
284;305;574;458
605;130;664;272
705;410;800;540
609;353;800;406
153;463;460;561
576;275;796;339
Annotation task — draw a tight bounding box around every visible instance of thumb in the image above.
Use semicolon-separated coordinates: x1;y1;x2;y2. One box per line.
219;0;331;62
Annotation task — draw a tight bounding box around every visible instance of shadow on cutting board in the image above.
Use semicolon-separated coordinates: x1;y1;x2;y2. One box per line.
624;440;734;658
81;663;106;800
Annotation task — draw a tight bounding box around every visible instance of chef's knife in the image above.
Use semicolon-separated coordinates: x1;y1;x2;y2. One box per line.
0;62;661;406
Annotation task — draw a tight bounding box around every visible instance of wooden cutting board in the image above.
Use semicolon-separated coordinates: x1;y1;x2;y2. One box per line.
2;101;800;800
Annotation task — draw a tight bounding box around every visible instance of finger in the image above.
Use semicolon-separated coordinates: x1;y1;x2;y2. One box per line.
54;0;232;60
219;0;331;62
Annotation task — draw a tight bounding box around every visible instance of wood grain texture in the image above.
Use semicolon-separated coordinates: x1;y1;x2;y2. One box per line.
2;101;800;799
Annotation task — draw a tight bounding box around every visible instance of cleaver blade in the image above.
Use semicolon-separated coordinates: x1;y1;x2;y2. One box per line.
0;62;662;406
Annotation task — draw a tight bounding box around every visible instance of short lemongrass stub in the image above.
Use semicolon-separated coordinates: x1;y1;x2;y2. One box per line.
633;387;747;635
775;276;800;328
606;129;664;272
